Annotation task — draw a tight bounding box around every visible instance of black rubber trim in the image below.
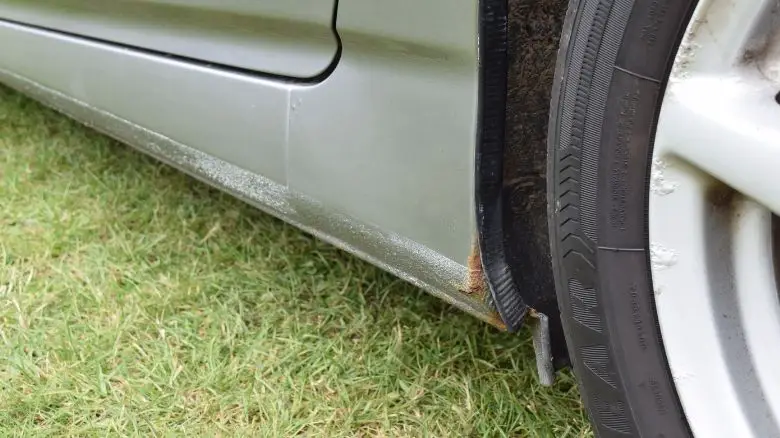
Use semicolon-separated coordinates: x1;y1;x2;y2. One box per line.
476;0;570;371
476;0;528;332
0;0;342;85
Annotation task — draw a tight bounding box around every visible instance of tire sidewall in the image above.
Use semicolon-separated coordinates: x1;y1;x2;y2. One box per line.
547;0;697;436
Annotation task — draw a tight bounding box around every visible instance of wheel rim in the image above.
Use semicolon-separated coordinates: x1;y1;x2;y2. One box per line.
652;0;780;436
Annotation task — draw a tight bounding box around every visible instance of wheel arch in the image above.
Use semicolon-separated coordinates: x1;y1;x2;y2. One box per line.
475;0;570;367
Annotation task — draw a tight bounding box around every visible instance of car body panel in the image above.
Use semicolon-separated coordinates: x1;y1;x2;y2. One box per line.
0;0;339;78
289;0;479;263
0;1;498;326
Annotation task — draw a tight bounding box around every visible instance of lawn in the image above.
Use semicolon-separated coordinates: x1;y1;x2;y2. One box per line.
0;85;590;437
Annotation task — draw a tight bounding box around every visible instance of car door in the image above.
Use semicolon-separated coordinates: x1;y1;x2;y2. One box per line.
0;0;339;78
0;0;485;323
0;0;340;188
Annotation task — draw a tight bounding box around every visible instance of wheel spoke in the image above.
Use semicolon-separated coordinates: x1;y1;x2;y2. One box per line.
651;1;780;436
732;201;780;427
680;0;778;74
657;72;780;215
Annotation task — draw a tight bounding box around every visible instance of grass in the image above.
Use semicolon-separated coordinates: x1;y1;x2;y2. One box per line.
0;85;590;437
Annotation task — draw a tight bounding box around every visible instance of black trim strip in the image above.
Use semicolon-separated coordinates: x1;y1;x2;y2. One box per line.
476;0;529;332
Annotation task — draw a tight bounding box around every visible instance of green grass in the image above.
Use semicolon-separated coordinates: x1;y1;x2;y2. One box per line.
0;85;590;437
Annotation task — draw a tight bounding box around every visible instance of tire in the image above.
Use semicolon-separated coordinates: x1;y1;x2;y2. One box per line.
547;0;697;436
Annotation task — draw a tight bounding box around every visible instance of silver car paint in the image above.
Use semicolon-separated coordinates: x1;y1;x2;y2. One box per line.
0;1;501;327
0;0;339;78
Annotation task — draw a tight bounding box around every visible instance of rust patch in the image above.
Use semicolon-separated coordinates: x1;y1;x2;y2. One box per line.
463;241;507;330
486;312;508;331
465;241;489;300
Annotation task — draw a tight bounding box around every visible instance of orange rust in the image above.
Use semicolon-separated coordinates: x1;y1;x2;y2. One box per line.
486;311;508;331
464;242;507;330
465;241;489;300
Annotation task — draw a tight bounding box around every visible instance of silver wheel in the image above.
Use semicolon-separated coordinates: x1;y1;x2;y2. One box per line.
652;0;780;436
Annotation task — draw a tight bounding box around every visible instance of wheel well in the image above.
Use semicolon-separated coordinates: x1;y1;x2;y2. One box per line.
476;0;570;368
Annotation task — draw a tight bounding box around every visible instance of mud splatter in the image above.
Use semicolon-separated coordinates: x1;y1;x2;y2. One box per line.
650;159;679;196
650;243;678;271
